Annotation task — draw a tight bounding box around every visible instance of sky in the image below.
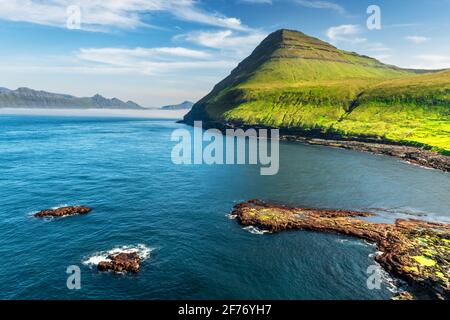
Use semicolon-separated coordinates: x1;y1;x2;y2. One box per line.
0;0;449;107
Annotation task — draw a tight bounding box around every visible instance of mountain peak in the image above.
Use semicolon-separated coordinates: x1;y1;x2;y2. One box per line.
254;28;340;62
266;28;307;40
184;28;420;125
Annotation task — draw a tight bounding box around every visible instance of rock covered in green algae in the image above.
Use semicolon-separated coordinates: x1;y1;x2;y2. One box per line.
232;200;450;300
392;292;415;300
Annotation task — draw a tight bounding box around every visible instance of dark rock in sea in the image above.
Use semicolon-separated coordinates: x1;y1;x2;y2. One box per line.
232;200;450;300
97;252;141;274
34;206;92;218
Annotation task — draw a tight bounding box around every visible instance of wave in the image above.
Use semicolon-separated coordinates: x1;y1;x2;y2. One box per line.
226;213;237;220
372;260;405;294
400;160;435;170
27;204;75;220
243;226;271;235
336;238;374;247
83;244;153;267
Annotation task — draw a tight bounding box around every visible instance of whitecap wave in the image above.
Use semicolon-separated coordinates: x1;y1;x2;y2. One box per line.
377;262;403;294
243;226;271;235
337;238;373;247
368;253;406;294
83;244;152;267
400;160;434;170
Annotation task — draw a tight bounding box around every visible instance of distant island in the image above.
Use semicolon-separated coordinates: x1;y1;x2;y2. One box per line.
0;87;144;109
183;29;450;170
161;101;194;110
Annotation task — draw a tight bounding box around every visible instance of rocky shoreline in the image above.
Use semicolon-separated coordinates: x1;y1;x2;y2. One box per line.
282;136;450;172
181;120;450;172
232;200;450;300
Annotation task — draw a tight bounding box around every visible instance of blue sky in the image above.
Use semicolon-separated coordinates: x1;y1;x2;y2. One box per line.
0;0;449;107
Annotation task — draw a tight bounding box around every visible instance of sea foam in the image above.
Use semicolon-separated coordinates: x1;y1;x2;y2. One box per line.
243;226;271;235
83;244;152;267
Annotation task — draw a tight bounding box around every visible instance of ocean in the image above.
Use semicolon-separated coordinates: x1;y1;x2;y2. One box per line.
1;115;449;300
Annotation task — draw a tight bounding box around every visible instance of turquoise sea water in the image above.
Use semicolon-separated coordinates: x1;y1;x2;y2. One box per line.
0;115;449;300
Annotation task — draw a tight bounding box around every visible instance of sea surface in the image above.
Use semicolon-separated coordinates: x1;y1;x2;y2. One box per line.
0;115;449;300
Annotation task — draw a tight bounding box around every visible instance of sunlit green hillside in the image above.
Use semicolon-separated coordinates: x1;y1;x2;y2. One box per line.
184;29;450;153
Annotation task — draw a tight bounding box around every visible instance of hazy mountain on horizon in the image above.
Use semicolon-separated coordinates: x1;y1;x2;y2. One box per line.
161;101;194;110
0;87;144;109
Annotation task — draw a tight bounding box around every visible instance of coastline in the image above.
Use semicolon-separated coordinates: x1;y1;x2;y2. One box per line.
232;200;450;300
283;136;450;172
181;119;450;172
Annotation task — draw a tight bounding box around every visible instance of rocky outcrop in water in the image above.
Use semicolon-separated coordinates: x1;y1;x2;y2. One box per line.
34;206;92;218
97;252;141;274
232;200;450;300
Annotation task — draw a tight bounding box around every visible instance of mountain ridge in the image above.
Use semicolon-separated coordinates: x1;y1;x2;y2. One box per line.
0;87;144;109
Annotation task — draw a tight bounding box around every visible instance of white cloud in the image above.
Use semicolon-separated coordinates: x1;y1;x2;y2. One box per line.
73;46;236;75
405;36;429;44
170;3;247;31
178;30;267;52
78;47;212;63
411;54;450;69
240;0;273;4
371;54;392;62
326;24;365;43
295;0;345;14
0;0;246;31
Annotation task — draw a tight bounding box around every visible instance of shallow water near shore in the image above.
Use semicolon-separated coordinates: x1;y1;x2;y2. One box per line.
0;115;449;300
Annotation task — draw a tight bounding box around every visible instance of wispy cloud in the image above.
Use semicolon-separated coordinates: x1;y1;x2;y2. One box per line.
74;46;236;75
371;54;392;62
0;0;247;31
177;29;267;54
295;0;345;14
405;36;429;44
363;42;391;52
240;0;273;4
411;54;450;69
326;24;365;43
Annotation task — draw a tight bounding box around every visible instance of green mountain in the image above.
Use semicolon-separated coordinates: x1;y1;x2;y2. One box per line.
0;87;144;109
184;29;450;154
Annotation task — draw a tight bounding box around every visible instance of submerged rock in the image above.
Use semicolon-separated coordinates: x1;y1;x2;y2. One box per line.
97;252;141;274
34;206;92;218
232;200;450;300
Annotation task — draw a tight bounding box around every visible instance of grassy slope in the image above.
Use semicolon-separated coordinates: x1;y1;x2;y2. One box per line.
186;30;450;153
334;70;450;153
